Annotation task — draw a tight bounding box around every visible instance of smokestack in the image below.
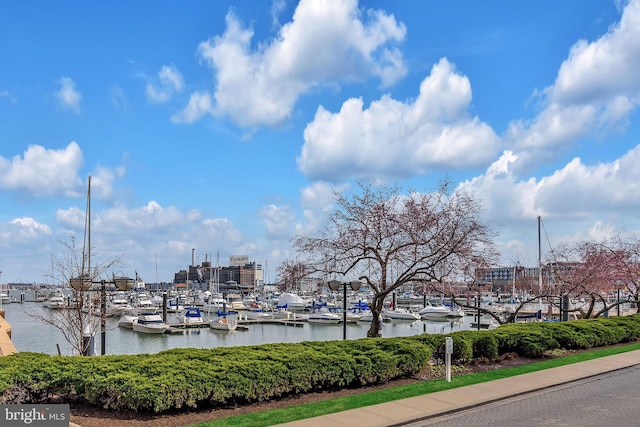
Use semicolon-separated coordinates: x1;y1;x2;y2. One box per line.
192;248;195;266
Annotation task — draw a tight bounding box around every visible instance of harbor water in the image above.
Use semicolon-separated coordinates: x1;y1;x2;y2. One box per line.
1;290;476;356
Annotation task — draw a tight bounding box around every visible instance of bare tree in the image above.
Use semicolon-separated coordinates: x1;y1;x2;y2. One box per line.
275;259;310;292
27;176;122;355
28;235;122;355
549;237;634;319
294;180;498;337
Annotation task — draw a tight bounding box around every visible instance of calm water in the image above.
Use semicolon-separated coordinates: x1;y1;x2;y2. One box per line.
1;290;473;356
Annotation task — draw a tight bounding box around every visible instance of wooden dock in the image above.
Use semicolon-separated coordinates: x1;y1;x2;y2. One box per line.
165;317;306;332
237;318;305;328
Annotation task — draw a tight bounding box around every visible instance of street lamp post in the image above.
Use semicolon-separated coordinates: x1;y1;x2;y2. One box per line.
328;280;361;340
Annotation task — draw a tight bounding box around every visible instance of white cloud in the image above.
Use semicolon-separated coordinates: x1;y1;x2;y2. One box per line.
297;58;499;182
88;165;125;201
458;144;640;266
551;0;640;106
297;181;347;234
0;218;53;279
0;142;84;197
170;92;213;123
48;200;252;281
146;65;184;104
55;77;82;113
0;143;124;201
504;0;640;175
587;220;618;241
9;218;52;238
462;143;640;223
259;204;296;240
177;0;407;127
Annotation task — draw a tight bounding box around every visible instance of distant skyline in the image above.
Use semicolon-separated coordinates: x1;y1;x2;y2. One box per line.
2;0;640;284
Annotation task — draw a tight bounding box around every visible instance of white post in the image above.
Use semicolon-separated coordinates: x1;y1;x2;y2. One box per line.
445;337;453;382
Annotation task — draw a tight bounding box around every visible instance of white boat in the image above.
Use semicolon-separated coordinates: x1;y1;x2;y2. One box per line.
44;290;67;309
132;313;169;334
202;292;226;311
226;293;247;311
307;309;341;324
446;305;465;318
166;299;184;313
132;292;155;310
0;290;12;304
35;291;48;303
210;317;237;331
243;310;275;320
150;294;164;307
384;308;421;322
276;292;308;311
418;301;451;320
106;291;133;317
117;310;139;329
360;311;390;322
345;312;362;323
175;307;204;325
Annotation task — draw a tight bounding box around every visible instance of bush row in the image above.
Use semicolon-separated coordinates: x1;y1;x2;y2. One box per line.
1;315;639;413
0;337;431;412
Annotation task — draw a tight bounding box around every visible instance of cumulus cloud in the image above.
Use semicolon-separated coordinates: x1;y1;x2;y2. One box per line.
51;200;249;280
457;144;640;265
175;0;407;127
504;0;640;175
9;218;52;238
0;142;125;201
259;203;296;240
171;92;213;123
88;164;126;200
297;58;499;182
146;65;185;104
462;143;640;221
0;218;52;277
55;77;82;113
0;142;84;197
297;181;347;234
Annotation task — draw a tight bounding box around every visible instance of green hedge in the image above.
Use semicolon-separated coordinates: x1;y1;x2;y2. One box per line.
1;315;640;413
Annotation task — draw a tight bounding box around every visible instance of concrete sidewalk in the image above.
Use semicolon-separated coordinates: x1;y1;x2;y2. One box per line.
275;349;640;427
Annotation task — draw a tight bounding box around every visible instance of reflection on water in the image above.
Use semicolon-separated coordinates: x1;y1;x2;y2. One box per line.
1;292;471;356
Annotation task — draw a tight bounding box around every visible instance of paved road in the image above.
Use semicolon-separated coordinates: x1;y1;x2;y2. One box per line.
402;365;640;427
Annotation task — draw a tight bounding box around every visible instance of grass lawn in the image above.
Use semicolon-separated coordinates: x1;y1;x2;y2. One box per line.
191;342;640;427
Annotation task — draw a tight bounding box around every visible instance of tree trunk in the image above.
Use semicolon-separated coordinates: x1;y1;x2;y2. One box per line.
366;295;385;337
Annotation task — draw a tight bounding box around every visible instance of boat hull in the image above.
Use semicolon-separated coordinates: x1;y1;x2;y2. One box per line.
210;318;237;331
133;314;168;334
307;315;341;324
132;324;167;334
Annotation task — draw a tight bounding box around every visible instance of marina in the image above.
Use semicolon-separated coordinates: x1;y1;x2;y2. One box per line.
3;287;634;357
0;289;472;356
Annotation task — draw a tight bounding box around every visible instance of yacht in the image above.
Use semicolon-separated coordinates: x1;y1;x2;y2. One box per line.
132;313;169;334
418;301;451;320
384;308;421;322
44;290;67;309
307;309;341;324
117;309;139;329
175;307;205;326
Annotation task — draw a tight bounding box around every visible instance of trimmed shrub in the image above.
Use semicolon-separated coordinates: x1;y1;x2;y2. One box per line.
1;314;639;413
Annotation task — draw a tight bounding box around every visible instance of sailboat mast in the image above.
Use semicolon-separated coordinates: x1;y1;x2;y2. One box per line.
88;176;91;284
538;215;542;312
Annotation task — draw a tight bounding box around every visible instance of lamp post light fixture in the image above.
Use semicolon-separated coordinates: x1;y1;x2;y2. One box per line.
328;280;362;340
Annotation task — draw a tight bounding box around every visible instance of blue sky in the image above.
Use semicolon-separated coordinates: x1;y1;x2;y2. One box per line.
2;0;640;284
